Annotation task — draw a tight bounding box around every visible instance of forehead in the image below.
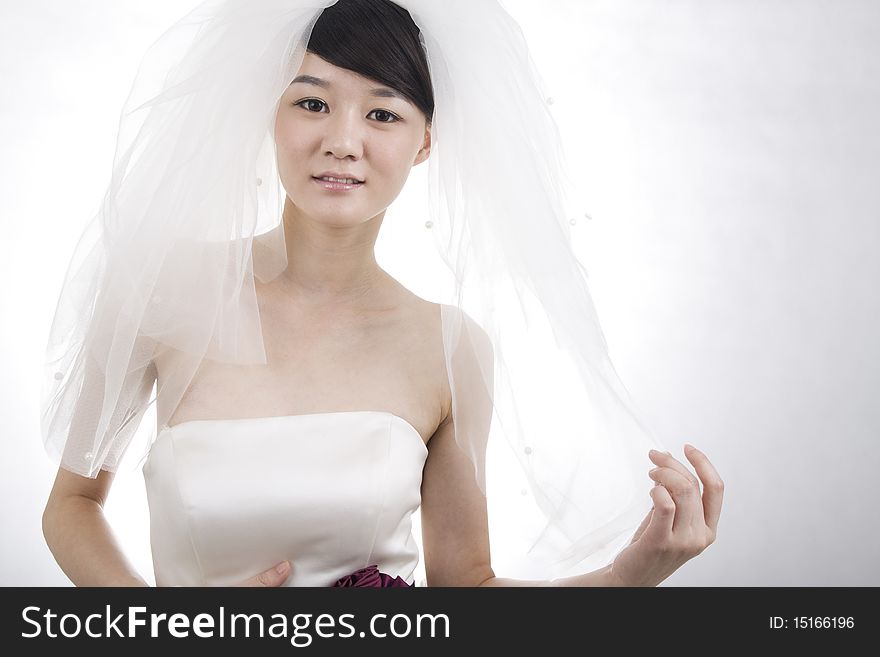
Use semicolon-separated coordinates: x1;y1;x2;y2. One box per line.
295;53;365;84
291;53;409;102
291;52;388;93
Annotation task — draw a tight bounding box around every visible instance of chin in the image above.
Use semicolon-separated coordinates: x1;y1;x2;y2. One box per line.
303;206;371;227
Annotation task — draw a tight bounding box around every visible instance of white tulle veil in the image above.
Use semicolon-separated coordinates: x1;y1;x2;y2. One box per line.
41;0;665;580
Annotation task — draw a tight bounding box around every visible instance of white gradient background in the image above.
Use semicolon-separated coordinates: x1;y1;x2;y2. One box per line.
1;0;877;586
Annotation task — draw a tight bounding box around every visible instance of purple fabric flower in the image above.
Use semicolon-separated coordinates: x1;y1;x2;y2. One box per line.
332;564;412;587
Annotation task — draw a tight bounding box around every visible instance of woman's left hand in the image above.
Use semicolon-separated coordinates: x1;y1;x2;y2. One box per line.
609;444;724;587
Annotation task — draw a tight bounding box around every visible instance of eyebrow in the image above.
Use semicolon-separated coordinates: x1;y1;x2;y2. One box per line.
289;75;408;101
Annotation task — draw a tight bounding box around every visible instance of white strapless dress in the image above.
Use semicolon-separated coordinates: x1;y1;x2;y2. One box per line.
141;411;428;587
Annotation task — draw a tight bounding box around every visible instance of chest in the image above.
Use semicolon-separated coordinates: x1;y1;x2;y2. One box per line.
154;297;448;446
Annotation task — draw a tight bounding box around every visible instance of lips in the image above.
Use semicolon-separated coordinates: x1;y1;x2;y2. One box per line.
312;177;364;191
313;172;365;184
314;176;362;184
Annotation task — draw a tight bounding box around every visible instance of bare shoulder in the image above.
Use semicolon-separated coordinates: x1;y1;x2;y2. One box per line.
394;292;497;433
387;282;453;430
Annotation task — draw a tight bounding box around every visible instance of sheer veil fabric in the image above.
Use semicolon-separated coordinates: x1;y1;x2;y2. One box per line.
41;0;665;580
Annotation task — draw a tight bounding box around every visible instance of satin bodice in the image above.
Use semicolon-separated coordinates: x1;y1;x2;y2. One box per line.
141;411;428;587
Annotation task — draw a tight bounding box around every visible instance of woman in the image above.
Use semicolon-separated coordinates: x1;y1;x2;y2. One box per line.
41;0;723;587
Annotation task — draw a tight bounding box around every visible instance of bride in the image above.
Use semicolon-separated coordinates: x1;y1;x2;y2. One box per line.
40;0;723;587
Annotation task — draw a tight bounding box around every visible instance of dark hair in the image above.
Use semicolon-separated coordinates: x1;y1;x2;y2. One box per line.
307;0;434;125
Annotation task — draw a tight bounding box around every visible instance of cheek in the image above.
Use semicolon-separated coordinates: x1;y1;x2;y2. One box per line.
274;128;312;185
275;126;305;158
375;136;419;176
274;108;310;152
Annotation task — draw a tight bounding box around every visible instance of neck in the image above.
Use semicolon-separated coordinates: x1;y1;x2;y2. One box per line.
274;197;388;305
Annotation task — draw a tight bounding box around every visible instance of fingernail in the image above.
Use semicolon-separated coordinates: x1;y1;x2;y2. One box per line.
276;561;290;574
684;443;695;452
649;449;660;456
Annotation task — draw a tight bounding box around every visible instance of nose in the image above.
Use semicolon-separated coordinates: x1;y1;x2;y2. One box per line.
322;107;364;161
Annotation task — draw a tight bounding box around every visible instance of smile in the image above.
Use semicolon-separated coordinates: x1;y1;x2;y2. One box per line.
312;177;365;192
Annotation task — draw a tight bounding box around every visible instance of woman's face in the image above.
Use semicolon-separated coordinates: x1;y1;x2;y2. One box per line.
275;52;431;227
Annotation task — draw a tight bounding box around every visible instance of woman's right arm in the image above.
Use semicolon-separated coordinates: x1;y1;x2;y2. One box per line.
42;355;294;586
42;466;149;586
42;466;294;587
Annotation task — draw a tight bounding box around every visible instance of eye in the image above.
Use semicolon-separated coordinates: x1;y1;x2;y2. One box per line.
369;109;401;124
293;99;401;123
295;99;327;113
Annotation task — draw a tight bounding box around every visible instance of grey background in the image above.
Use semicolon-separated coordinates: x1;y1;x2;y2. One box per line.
1;0;877;586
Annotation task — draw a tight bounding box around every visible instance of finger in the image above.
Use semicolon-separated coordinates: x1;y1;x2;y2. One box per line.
648;466;702;534
648;449;704;533
237;561;291;587
648;449;700;489
643;484;675;543
629;507;654;545
684;444;724;534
